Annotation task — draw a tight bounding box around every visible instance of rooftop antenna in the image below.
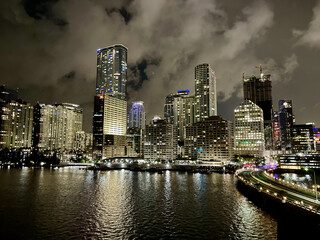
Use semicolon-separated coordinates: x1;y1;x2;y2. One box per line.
255;64;267;78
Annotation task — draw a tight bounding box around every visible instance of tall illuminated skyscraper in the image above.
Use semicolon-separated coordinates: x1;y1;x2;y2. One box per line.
234;100;265;158
93;44;128;160
129;101;146;130
96;44;128;100
195;63;217;122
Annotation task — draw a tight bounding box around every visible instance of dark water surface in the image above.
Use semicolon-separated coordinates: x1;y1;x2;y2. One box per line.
0;168;279;239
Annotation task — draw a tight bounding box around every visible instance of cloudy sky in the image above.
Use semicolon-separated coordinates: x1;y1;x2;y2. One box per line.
1;0;320;131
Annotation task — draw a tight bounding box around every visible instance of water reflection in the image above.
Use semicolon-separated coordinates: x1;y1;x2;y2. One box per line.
0;168;280;239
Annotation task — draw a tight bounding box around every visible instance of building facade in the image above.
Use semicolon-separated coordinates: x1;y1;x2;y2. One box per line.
96;44;128;100
74;131;93;154
0;100;33;150
172;90;195;141
195;63;217;122
103;95;127;159
92;96;104;160
278;154;320;170
234;100;265;158
290;124;314;153
185;116;233;162
127;127;143;157
278;100;295;151
164;92;179;124
144;117;176;161
33;103;83;153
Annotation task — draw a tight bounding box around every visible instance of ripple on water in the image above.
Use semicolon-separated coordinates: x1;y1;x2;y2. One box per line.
0;168;279;239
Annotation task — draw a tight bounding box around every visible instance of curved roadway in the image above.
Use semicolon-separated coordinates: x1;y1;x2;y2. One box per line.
238;169;320;214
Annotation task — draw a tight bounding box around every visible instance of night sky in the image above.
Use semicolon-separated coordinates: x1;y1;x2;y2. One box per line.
1;0;320;132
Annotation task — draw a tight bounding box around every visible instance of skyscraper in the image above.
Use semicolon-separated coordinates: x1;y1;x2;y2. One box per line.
129;101;146;130
195;63;217;122
243;68;273;149
172;90;195;141
278;100;295;150
234;100;265;158
93;44;128;160
243;72;272;121
96;44;128;100
164;93;179;124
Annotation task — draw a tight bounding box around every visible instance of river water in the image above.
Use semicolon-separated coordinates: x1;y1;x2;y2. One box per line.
0;167;311;239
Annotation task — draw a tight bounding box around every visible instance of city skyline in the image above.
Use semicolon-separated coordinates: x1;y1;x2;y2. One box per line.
2;0;320;132
1;2;320;238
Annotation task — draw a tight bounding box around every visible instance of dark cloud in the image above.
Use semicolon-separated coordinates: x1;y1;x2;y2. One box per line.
23;0;67;26
1;0;320;132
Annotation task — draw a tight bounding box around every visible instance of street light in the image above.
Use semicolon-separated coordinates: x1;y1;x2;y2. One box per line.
305;168;318;202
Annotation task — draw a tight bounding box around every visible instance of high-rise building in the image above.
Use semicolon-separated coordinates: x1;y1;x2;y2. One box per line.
129;101;146;130
234;100;265;158
164;92;180;124
195;63;217;122
0;100;33;150
290;124;314;153
32;103;83;153
144;117;176;161
243;69;273;149
278;100;295;151
96;44;128;100
173;91;195;139
93;44;128;160
163;90;195;156
243;71;272;121
185;116;234;162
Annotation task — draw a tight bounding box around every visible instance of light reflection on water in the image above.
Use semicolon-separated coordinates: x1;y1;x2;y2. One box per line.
0;168;278;239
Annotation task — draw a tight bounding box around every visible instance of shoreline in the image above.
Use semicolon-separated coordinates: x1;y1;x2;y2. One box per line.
0;162;240;174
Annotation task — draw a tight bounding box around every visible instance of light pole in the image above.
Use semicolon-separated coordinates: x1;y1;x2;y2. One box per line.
305;168;318;202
